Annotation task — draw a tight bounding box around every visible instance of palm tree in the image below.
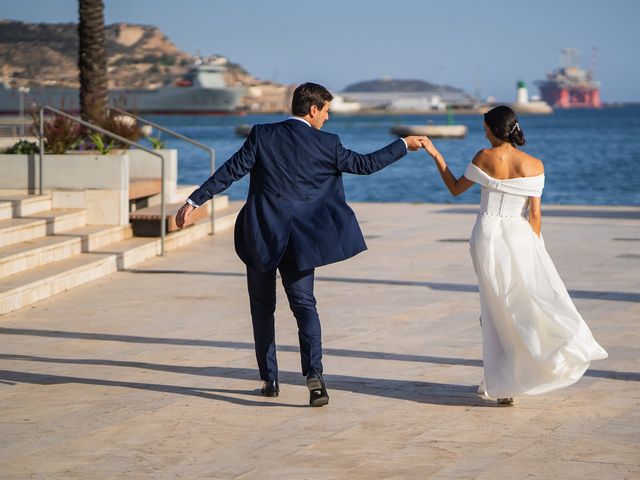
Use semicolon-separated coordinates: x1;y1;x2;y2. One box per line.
78;0;107;124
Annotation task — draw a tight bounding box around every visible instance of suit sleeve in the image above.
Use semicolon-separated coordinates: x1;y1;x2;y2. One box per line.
188;126;258;206
336;138;407;175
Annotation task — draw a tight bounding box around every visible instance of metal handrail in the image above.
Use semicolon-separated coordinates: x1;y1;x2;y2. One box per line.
38;106;168;255
111;107;216;236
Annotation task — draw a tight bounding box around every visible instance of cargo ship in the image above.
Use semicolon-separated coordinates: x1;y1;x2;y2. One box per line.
0;62;245;115
536;48;601;108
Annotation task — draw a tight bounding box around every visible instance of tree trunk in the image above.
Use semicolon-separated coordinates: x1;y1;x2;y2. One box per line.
78;0;107;124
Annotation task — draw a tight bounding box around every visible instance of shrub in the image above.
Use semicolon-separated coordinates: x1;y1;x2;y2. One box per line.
99;109;143;149
38;112;84;154
27;103;144;154
29;105;84;154
4;139;40;154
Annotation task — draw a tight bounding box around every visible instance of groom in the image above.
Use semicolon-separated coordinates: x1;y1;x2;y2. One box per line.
176;83;424;406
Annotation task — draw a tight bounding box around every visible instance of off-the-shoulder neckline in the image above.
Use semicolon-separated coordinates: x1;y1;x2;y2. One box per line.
469;163;545;181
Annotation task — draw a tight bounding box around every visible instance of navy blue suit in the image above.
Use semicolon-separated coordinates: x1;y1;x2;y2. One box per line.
189;118;407;380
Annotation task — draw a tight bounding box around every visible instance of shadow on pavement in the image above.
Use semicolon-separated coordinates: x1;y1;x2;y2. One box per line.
0;331;637;383
124;269;640;303
0;354;492;408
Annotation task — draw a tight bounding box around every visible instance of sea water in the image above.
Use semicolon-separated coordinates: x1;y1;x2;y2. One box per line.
149;105;640;205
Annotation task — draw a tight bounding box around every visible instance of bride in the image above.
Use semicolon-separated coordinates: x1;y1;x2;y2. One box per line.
420;106;608;405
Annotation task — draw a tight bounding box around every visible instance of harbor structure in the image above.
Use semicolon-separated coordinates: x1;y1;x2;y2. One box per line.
536;48;601;108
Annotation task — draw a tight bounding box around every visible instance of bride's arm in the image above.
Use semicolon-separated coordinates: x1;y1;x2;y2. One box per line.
529;196;542;237
420;137;474;196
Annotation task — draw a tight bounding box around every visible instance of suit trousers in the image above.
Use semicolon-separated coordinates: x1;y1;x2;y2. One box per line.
246;243;323;381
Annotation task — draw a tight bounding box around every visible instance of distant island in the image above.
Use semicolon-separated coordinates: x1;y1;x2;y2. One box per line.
343;78;468;95
340;77;475;111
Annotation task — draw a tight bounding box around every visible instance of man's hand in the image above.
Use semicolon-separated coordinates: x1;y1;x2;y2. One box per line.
403;136;427;152
175;203;195;229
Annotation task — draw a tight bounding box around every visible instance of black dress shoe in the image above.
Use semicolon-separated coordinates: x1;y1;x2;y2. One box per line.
306;368;329;407
260;380;279;397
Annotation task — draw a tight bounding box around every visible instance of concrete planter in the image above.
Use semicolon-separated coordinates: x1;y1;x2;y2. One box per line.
0;152;130;225
0;148;179;225
128;149;178;203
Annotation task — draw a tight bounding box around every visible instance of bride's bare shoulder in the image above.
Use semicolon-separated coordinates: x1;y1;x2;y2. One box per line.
517;150;544;175
471;148;495;168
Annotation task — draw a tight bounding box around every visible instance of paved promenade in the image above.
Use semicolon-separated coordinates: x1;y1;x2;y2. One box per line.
1;203;639;479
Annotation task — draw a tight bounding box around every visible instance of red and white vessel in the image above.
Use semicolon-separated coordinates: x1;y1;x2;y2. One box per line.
536;48;601;109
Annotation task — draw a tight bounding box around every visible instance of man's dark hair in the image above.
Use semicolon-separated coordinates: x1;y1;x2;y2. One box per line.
291;82;333;116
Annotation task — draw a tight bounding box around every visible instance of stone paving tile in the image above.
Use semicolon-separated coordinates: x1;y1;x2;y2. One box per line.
0;203;638;478
471;459;634;480
625;469;640;480
337;462;441;480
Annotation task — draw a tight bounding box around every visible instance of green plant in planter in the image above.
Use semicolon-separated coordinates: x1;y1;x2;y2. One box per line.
89;132;115;154
4;139;40;154
147;135;165;149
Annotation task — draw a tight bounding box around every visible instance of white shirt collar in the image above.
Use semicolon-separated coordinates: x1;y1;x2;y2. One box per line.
288;116;311;127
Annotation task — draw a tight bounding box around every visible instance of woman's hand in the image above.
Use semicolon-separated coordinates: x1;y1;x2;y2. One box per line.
423;139;475;197
420;136;440;158
528;196;542;237
403;136;428;151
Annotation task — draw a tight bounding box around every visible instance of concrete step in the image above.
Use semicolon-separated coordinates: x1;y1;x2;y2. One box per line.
0;204;241;315
93;237;160;270
0;201;12;221
93;203;242;269
0;209;87;249
0;225;129;278
58;224;132;251
24;208;88;233
0;253;118;315
129;201;208;237
0;236;81;278
129;196;233;237
0;194;52;217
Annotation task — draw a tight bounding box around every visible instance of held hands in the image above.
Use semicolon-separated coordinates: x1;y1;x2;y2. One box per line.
403;136;428;151
419;136;440;159
175;202;195;229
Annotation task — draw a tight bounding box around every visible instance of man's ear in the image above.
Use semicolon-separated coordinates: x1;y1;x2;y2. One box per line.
309;104;318;117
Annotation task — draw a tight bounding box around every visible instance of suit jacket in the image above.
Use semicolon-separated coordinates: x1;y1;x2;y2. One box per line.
188;118;407;272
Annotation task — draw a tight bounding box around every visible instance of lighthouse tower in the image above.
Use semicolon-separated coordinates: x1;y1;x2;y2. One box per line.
516;80;529;104
510;80;553;114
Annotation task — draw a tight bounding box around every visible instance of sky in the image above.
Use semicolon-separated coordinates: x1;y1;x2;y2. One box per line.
2;0;639;102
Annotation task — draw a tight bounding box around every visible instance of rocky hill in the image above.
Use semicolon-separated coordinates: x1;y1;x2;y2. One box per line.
0;19;256;89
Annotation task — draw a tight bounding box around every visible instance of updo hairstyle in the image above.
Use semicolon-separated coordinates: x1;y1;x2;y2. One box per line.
484;105;525;146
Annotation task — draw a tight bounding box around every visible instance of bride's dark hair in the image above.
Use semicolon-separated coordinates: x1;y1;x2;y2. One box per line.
484;106;526;146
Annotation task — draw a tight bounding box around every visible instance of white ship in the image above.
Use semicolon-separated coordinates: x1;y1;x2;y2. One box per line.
0;63;245;115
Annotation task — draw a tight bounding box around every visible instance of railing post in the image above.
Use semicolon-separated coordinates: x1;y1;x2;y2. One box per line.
39;108;44;195
210;149;215;235
160;152;166;255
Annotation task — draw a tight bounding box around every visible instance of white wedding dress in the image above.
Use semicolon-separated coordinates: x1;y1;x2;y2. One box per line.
464;163;608;399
